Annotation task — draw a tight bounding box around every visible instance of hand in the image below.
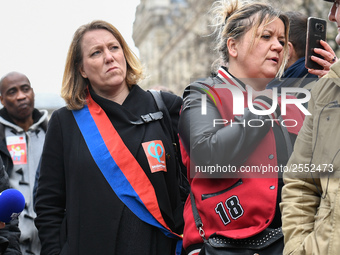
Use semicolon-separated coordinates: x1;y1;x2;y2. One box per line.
0;222;5;229
308;40;338;78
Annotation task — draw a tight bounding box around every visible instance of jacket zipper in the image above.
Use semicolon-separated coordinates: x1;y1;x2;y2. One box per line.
201;179;243;200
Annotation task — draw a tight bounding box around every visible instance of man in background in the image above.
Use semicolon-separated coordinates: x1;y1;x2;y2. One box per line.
0;71;48;255
267;11;318;91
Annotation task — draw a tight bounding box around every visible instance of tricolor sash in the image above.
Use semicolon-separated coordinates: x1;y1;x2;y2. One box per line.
72;94;181;240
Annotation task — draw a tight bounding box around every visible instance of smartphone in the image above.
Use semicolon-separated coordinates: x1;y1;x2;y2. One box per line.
305;17;327;70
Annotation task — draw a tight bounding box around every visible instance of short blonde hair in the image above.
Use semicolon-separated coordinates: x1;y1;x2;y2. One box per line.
61;20;144;110
211;0;289;78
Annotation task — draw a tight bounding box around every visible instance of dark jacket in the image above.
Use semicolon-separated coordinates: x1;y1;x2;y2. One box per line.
0;157;21;255
266;57;318;92
35;85;184;255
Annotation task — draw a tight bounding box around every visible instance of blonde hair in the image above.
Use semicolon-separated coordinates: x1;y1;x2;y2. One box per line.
211;0;289;78
61;20;144;110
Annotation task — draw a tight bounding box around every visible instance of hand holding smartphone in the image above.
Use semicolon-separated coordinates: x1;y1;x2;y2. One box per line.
305;17;327;70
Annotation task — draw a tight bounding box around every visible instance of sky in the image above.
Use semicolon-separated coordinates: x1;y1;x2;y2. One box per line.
0;0;141;97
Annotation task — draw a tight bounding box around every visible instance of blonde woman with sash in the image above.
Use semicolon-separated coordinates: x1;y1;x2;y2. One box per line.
35;20;184;255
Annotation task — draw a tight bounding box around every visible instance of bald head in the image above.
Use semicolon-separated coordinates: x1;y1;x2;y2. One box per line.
0;72;31;95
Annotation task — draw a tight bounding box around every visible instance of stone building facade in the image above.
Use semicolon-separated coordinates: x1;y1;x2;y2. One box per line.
133;0;337;96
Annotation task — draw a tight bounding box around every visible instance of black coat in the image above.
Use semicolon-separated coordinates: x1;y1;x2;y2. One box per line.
35;85;184;255
0;158;21;255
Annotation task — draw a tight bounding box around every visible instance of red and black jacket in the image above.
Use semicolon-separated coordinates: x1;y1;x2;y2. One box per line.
178;67;305;254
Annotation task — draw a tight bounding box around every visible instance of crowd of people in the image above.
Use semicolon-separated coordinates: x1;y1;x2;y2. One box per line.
0;0;339;254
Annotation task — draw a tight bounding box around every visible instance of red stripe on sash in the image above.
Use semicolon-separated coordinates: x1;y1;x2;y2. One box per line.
86;95;176;235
